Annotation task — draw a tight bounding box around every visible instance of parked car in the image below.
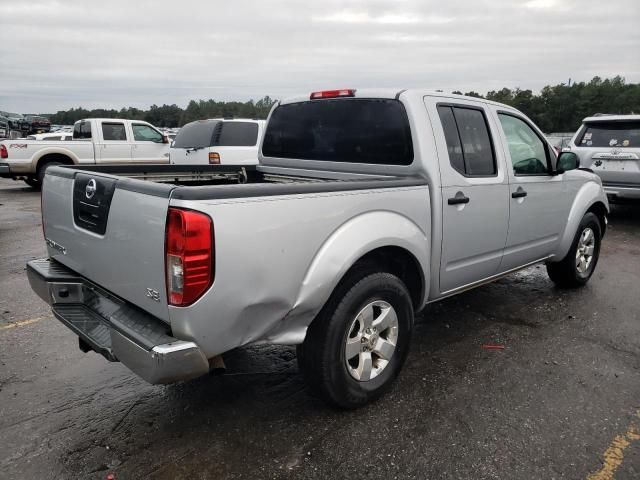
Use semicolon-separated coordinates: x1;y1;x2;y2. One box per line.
0;115;9;139
21;115;51;134
26;132;74;141
170;118;265;165
0;118;170;188
0;111;25;132
546;135;572;154
567;114;640;201
27;89;608;408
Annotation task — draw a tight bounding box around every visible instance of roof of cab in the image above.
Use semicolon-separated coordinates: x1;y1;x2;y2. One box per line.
278;88;518;111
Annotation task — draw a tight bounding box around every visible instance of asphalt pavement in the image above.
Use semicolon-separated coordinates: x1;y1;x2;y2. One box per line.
0;177;638;479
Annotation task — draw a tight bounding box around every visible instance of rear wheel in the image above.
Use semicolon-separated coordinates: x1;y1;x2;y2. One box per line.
23;177;40;189
546;212;602;288
37;161;63;185
298;271;414;409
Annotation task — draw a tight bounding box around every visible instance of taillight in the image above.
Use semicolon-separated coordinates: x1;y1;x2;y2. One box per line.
0;145;7;159
208;152;220;164
310;89;356;100
165;208;214;306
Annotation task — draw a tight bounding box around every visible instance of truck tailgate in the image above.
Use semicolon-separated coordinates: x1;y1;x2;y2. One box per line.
41;167;173;322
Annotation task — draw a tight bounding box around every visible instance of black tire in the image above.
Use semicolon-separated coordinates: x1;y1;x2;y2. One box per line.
37;161;63;184
298;271;414;409
23;177;40;189
546;212;602;288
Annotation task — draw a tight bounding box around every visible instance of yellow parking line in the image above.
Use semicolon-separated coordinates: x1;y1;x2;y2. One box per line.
587;411;640;480
0;317;45;331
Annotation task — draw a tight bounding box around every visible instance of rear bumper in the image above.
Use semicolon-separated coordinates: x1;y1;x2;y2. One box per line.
0;163;11;177
603;183;640;200
27;258;210;384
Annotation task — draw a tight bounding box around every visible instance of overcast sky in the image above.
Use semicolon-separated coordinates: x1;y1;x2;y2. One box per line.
0;0;638;113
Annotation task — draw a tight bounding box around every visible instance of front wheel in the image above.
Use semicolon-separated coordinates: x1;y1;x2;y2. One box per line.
546;212;602;288
298;272;414;409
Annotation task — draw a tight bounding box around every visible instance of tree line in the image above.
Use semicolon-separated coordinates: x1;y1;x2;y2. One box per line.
45;77;639;132
454;76;639;132
47;96;278;128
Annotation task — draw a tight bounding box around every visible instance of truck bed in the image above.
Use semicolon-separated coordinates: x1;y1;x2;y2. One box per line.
55;163;425;200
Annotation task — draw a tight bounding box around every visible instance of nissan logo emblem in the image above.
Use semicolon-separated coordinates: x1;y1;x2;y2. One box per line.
85;179;97;199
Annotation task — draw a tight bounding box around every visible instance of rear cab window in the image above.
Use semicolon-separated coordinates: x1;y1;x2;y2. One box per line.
262;99;413;165
577;121;640;148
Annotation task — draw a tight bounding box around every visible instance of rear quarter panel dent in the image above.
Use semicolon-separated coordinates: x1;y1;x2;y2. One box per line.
167;186;430;357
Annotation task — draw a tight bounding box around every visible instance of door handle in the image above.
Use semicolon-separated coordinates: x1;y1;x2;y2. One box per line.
447;195;470;205
511;190;528;198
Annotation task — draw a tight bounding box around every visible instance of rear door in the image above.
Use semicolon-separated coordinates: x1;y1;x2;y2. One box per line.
96;121;132;164
41;169;173;321
493;110;570;271
131;123;170;163
426;97;510;293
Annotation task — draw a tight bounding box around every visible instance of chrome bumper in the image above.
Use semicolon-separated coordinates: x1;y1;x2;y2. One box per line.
27;258;209;384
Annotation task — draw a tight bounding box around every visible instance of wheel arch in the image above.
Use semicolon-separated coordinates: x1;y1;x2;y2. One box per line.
552;181;609;261
258;211;430;345
33;149;78;173
586;201;608;237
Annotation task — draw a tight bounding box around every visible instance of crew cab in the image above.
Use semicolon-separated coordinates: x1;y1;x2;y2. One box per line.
0;118;170;188
567;114;640;201
170;118;265;165
28;89;608;408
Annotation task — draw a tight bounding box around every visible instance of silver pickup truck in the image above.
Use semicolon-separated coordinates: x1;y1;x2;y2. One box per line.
28;89;609;408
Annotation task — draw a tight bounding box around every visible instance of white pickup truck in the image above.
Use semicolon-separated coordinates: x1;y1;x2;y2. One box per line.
0;118;170;188
28;89;609;408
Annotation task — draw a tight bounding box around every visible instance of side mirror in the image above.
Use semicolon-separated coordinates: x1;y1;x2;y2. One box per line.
162;135;169;144
556;151;579;173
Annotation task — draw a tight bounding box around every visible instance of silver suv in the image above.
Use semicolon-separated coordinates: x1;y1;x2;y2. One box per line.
568;114;640;201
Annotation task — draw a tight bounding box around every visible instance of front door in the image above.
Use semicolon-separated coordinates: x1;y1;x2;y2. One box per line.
427;98;510;293
494;111;570;271
131;123;169;163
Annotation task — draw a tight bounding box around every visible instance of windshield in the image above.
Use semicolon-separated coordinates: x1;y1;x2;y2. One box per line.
262;98;414;165
578;121;640;148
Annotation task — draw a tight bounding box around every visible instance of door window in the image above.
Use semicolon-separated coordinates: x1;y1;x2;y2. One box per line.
132;124;164;143
101;123;127;141
498;114;550;175
437;105;496;176
73;121;92;140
